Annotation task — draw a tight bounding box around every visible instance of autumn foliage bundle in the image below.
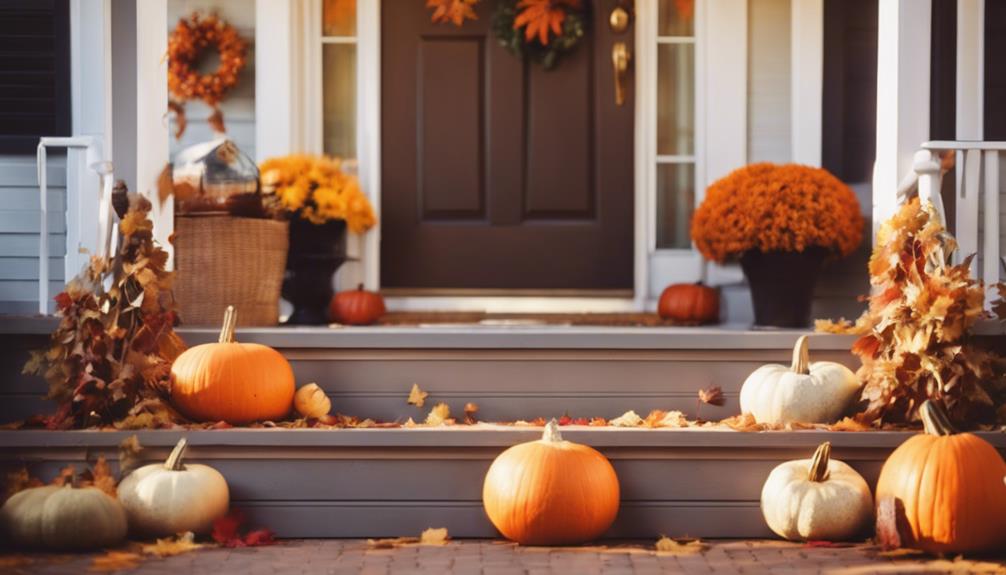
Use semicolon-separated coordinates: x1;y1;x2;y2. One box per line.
22;192;186;429
818;199;1006;427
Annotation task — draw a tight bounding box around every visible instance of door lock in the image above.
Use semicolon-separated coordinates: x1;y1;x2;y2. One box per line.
612;41;630;106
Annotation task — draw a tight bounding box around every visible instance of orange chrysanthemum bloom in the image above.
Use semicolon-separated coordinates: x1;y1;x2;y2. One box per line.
260;154;376;234
691;163;864;263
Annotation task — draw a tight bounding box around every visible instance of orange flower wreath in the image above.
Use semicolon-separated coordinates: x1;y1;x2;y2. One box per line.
691;163;864;263
167;13;247;138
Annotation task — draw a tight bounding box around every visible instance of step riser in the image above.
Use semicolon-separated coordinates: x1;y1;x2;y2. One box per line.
3;441;974;539
0;333;857;424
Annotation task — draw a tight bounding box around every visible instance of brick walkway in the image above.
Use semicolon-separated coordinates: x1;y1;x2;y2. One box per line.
2;539;1005;574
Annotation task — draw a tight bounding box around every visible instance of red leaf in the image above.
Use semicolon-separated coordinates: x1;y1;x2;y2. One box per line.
211;509;246;547
54;292;72;312
558;414;572;426
243;529;276;547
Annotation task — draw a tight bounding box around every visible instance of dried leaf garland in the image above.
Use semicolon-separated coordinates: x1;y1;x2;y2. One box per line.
825;199;1006;426
22;191;187;429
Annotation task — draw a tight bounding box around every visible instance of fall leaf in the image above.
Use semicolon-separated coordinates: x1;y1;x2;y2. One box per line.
207;107;226;135
643;409;688;428
698;386;726;407
90;551;143;572
655;536;707;555
211;509;276;548
609;410;643;427
426;0;478;26
51;464;75;487
419;527;449;546
141;532;204;557
829;417;872;432
513;0;581;46
4;467;43;504
80;455;117;497
118;435;143;478
367;536;419;549
463;402;479;424
425;403;452;426
407;383;429;407
156;163;173;206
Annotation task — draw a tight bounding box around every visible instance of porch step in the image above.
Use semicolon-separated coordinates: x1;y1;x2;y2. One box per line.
6;428;1003;539
0;322;858;424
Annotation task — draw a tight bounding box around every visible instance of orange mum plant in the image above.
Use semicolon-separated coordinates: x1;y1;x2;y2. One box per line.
259;154;376;233
691;163;864;263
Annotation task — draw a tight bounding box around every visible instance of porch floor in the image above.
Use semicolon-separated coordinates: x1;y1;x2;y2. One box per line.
4;539;1004;574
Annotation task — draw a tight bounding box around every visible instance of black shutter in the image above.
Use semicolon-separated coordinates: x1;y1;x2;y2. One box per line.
0;0;70;155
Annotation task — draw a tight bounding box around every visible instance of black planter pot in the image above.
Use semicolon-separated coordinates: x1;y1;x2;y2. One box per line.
739;248;827;328
283;219;347;325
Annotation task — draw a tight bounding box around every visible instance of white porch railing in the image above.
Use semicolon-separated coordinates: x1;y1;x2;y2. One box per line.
36;137;115;315
911;140;1006;309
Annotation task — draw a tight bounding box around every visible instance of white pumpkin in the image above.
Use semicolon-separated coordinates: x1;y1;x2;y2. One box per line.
117;438;229;537
1;484;127;550
740;335;860;424
294;383;332;419
761;442;873;541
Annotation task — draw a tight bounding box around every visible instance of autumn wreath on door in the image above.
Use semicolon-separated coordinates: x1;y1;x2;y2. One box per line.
426;0;586;69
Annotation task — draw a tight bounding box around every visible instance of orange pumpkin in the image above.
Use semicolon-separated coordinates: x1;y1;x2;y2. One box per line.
482;419;620;545
875;400;1006;554
658;283;719;323
170;306;295;424
329;284;386;325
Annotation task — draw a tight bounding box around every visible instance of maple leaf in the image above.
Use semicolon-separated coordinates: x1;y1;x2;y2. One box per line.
141;532;204;557
407;383;429;407
425;403;452;426
212;509;277;548
419;527;449;545
609;410;643;427
80;455;117;497
90;551;143;572
513;0;580;46
426;0;478;26
644;409;688;428
655;536;707;555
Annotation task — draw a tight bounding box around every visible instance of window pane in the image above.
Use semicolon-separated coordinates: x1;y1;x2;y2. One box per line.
657;43;695;156
323;0;356;36
658;0;695;36
656;163;695;249
323;43;357;158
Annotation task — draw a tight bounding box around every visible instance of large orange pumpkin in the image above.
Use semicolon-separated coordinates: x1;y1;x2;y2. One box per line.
875;400;1006;554
482;419;620;545
329;284;385;325
658;283;719;323
170;306;295;424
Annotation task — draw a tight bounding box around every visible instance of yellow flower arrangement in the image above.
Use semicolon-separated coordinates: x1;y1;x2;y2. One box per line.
691;163;864;263
259;154;377;233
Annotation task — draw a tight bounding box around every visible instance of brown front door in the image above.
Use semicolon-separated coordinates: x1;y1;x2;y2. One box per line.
381;1;634;291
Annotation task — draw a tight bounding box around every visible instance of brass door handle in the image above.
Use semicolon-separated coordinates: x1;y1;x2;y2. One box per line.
612;41;630;106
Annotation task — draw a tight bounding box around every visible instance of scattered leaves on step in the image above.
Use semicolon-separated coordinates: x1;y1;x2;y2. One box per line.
141;532;204;557
408;383;429;407
367;536;419;549
828;417;872;432
425;403;453;426
643;409;689;428
463;402;479;424
90;551;143;572
814;316;869;335
419;527;449;546
118;435;144;478
78;455;117;497
211;509;277;548
655;536;707;555
698;386;726;407
609;410;643;427
4;467;43;504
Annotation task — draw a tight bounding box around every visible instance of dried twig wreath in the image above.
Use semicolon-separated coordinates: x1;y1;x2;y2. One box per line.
167;13;247;138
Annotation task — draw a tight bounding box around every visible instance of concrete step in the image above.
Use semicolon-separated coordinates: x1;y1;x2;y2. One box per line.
6;428;1002;539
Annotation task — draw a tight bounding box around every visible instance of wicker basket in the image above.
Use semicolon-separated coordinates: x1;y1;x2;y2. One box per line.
174;215;289;326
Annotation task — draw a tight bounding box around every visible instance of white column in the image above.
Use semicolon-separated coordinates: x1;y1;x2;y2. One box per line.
135;0;171;263
255;0;301;161
66;0;113;280
954;0;983;272
791;0;823;166
872;0;931;240
703;0;747;188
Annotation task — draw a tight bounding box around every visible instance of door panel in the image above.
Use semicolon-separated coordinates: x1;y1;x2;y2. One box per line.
381;0;634;290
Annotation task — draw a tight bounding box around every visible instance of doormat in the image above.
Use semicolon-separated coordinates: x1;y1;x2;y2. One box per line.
376;312;702;327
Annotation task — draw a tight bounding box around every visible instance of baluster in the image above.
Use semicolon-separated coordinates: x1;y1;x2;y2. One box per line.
957;149;981;273
984;150;1001;306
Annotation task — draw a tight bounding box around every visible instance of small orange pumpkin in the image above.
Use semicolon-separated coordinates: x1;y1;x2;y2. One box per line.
482;419;620;545
329;284;386;325
658;283;719;323
875;400;1006;554
170;306;295;424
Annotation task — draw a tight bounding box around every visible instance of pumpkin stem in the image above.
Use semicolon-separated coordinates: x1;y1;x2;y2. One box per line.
808;441;831;482
164;437;188;471
790;335;811;375
357;283;365;291
219;305;237;343
920;400;957;436
542;418;563;442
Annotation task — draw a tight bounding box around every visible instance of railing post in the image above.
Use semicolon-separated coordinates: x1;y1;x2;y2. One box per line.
36;143;48;315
